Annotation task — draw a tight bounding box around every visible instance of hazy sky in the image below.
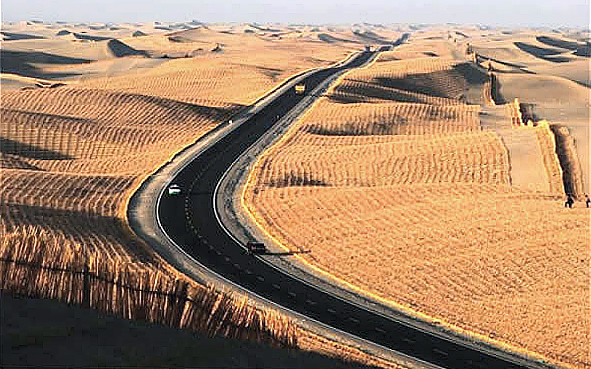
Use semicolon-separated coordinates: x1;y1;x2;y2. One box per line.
2;0;589;28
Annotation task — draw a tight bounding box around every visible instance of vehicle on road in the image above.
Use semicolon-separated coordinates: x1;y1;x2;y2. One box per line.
246;241;266;255
168;184;182;195
294;84;305;94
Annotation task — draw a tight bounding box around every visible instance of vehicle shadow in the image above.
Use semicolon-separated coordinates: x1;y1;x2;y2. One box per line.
262;250;311;256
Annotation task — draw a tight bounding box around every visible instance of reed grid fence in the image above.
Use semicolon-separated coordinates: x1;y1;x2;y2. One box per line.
0;227;297;349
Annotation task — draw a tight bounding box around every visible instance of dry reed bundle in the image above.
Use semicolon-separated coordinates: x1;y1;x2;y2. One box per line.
549;125;585;199
0;225;297;348
535;123;566;195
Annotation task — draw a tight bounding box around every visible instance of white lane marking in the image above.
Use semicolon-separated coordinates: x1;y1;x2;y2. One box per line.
433;348;449;356
375;327;386;334
326;308;337;314
305;299;317;306
349;317;360;324
245;269;252;275
224;256;231;262
272;284;281;290
402;337;416;344
288;291;296;298
257;276;265;282
233;263;241;270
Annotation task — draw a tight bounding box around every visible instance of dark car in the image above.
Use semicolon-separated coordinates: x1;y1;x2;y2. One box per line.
246;241;266;255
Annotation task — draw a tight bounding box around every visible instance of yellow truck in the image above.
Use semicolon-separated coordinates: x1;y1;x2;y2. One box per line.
294;84;305;94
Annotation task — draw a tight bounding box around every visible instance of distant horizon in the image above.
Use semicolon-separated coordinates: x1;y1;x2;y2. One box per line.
2;20;589;31
2;0;589;29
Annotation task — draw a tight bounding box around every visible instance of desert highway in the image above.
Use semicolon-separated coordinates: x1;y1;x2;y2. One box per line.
157;48;534;369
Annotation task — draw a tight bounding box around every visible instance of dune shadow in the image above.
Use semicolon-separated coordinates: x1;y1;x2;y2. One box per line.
0;50;92;79
326;94;369;104
318;33;355;43
267;174;328;188
263;250;311;256
107;39;150;57
128;93;244;122
0;154;44;170
452;62;489;84
535;36;580;51
1;31;46;41
302;123;370;136
302;117;409;136
573;45;591;57
0;137;73;160
476;54;528;69
372;73;456;99
541;55;571;63
514;41;571;63
73;33;112;41
328;85;426;104
519;102;539;123
475;53;535;74
352;30;390;45
330;77;442;104
392;33;410;46
249;23;281;33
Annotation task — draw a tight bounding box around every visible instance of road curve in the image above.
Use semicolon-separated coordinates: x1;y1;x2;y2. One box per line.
156;49;544;369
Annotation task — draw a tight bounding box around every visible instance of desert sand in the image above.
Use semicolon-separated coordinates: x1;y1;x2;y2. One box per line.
243;26;590;369
1;20;411;367
2;21;589;369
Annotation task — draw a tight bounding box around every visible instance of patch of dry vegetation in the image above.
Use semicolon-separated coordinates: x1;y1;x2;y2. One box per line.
244;49;590;368
329;57;471;105
1;87;237;273
0;226;298;347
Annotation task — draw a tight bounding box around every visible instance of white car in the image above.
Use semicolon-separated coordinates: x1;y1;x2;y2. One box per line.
168;184;182;195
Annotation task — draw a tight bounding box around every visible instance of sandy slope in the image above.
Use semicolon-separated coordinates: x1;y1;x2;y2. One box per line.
2;22;589;368
1;21;414;368
494;52;589;194
243;28;590;369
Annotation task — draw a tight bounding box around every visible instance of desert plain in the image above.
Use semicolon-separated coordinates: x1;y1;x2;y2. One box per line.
1;20;589;369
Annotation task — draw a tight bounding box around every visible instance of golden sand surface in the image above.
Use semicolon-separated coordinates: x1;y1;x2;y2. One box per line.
2;21;589;368
244;30;590;368
1;21;417;367
0;22;361;272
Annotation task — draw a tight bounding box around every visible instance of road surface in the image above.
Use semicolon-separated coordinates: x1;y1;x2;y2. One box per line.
157;47;540;369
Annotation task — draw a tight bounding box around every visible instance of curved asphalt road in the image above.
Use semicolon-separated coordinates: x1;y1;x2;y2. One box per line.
158;48;535;369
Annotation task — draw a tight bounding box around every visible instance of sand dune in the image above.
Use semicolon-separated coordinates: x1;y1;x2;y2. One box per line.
497;73;589;104
317;33;355;43
243;26;590;369
2;22;589;368
1;31;46;41
536;35;583;51
0;49;93;79
106;39;149;57
513;41;572;62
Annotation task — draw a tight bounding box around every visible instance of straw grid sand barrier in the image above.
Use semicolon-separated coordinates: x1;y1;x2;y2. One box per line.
0;226;298;347
244;52;590;368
